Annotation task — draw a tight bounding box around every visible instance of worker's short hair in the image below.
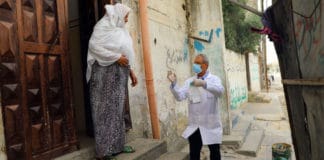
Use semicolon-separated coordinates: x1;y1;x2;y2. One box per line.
197;54;209;65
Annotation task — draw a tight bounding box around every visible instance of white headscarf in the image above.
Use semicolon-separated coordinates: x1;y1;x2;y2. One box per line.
86;3;134;82
115;3;131;28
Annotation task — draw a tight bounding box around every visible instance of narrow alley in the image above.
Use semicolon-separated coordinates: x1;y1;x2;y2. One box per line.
220;74;296;160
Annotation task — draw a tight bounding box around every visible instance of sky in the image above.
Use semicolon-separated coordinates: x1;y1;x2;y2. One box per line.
266;39;279;64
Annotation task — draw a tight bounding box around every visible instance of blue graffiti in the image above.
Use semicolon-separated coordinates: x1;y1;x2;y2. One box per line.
205;31;209;36
193;27;222;52
194;40;205;52
199;29;213;42
216;28;222;38
230;87;247;110
208;30;214;42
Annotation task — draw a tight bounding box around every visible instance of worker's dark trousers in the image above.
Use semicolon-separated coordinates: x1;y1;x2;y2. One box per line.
188;129;221;160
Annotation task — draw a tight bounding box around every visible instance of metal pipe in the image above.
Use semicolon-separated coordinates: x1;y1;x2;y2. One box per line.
139;0;161;139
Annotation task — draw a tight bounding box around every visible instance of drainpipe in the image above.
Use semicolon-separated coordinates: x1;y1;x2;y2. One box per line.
139;0;161;139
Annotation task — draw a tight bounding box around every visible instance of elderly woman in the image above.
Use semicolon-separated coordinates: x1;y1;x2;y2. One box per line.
87;2;137;160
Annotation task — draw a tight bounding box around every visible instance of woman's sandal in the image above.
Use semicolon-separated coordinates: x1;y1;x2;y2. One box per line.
123;146;135;153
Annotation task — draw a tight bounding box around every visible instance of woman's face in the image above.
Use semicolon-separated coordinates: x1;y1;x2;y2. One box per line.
124;13;129;23
109;0;116;5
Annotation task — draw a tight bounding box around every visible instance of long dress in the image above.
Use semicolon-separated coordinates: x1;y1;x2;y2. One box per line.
89;61;132;157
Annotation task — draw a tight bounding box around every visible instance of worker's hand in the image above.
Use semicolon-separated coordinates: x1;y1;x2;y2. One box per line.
117;55;129;66
167;71;177;83
130;69;138;87
192;79;206;87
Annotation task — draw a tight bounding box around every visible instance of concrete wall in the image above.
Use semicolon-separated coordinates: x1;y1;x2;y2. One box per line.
123;0;192;151
120;0;153;143
225;50;248;110
247;0;268;90
248;53;261;92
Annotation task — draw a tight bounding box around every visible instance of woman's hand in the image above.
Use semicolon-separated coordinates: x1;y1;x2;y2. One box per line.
117;55;129;66
130;69;138;87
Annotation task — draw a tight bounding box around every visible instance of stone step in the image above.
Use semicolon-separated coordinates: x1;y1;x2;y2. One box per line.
156;152;189;160
222;135;244;148
54;135;95;160
248;92;272;103
236;130;265;157
223;117;252;149
263;96;272;103
55;137;166;160
231;118;252;137
115;138;167;160
231;110;245;128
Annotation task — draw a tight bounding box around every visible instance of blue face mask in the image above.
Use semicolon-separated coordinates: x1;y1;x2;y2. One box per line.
192;63;202;74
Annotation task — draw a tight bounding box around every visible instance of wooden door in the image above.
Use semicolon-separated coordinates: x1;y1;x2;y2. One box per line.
0;0;78;159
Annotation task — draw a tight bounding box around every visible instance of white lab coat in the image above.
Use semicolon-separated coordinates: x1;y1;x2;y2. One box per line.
170;73;224;145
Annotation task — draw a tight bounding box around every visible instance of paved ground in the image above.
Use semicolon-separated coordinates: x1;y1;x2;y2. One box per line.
221;78;296;160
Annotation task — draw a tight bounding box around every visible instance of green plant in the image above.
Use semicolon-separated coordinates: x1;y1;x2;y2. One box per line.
222;0;262;54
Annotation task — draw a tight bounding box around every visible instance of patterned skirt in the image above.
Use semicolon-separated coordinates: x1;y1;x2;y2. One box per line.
89;62;132;157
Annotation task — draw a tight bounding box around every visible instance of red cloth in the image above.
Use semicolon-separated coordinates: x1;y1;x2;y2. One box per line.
251;26;281;42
